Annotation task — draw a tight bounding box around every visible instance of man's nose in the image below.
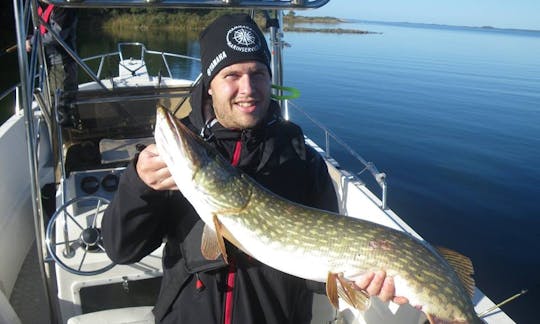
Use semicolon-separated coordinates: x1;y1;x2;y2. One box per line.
238;74;254;94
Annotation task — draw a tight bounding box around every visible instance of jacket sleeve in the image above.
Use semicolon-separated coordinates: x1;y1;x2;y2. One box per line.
102;157;169;264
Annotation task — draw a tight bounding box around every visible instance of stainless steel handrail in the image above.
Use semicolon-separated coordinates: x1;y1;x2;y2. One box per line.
0;84;20;103
13;0;57;322
147;50;202;78
0;84;21;116
80;43;201;80
287;100;388;210
42;0;329;9
37;16;109;90
118;42;146;62
82;52;120;79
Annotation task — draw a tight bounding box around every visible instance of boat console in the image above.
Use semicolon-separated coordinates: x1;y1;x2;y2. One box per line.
43;79;195;322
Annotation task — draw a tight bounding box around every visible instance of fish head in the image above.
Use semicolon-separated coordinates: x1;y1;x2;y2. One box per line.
155;105;210;183
155;106;251;217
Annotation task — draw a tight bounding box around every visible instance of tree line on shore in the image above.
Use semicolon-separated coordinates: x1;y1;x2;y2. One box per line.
79;8;358;33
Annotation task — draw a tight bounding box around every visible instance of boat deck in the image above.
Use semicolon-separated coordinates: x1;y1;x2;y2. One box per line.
10;243;51;324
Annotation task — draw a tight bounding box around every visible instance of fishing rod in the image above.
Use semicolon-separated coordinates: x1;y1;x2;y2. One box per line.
478;287;530;317
0;44;18;58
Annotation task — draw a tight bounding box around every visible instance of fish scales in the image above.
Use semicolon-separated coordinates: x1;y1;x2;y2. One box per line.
154;106;483;324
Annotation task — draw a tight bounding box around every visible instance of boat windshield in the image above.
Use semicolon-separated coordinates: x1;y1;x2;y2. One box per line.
60;85;193;142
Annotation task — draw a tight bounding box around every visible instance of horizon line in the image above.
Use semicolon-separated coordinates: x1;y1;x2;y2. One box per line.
340;18;540;33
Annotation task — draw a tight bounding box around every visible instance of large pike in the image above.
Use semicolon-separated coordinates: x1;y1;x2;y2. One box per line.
154;106;483;324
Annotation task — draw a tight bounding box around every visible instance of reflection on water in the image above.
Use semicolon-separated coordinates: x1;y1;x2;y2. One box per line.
284;23;540;324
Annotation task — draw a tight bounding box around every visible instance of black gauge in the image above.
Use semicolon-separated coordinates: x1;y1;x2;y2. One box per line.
80;176;100;194
101;173;119;192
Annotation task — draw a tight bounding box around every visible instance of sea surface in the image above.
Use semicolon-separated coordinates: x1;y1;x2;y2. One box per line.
283;21;540;324
1;20;539;323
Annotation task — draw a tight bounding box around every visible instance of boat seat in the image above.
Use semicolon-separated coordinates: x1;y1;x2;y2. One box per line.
67;306;154;324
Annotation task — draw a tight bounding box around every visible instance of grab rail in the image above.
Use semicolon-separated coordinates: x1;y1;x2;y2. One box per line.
0;84;21;115
287;100;388;210
82;52;119;80
81;42;200;81
42;0;329;9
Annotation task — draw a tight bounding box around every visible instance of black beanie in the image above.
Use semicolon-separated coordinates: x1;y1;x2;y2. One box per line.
200;13;271;88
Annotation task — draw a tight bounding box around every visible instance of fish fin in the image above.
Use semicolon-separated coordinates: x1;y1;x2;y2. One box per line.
212;215;229;263
201;224;222;260
436;246;476;297
426;313;436;324
326;273;371;311
335;274;370;311
326;272;340;309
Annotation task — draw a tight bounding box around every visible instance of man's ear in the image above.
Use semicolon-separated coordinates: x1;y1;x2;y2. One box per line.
208;88;213;96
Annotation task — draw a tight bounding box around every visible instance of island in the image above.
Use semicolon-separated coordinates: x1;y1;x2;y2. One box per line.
79;9;373;35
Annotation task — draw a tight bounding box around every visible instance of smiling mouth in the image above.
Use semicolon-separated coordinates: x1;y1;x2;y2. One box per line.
235;100;257;113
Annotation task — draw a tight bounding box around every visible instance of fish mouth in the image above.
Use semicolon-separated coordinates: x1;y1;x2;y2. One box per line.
157;106;204;172
163;108;181;140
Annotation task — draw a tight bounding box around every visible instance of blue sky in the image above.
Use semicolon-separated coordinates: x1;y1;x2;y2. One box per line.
301;0;540;30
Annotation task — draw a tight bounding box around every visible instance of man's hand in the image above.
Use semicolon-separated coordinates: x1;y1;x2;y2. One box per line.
136;144;178;190
353;270;409;305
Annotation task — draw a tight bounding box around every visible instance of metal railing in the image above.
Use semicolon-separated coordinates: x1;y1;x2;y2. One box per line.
81;42;201;81
13;0;56;321
81;51;120;80
287;100;388;210
0;84;21;116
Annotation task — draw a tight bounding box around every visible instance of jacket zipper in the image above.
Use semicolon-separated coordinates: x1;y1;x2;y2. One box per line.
231;138;242;167
223;258;237;324
224;139;242;324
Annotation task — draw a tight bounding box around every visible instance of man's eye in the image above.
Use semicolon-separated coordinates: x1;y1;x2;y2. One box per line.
253;71;267;78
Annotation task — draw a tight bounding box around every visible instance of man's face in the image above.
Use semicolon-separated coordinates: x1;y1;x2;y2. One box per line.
208;61;271;129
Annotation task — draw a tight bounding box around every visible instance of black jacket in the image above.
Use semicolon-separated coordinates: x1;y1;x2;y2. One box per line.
102;89;338;324
37;4;78;65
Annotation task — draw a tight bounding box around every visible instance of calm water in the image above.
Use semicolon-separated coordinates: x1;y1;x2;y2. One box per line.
284;22;540;324
2;20;539;323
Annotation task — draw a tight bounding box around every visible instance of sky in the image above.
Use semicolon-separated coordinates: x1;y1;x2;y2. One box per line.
301;0;540;31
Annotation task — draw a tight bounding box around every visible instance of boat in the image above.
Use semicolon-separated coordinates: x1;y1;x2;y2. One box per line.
0;0;516;323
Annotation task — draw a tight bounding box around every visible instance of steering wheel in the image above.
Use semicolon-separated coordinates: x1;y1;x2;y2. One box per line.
46;196;115;276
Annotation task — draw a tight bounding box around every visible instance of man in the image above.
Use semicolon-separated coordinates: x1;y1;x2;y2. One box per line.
103;13;404;324
26;2;78;96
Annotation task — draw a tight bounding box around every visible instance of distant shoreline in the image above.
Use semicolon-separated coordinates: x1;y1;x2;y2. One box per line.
352;19;540;34
283;26;379;34
82;10;373;35
283;14;377;34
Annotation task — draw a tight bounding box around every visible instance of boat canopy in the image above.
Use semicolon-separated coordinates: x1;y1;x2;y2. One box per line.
41;0;329;9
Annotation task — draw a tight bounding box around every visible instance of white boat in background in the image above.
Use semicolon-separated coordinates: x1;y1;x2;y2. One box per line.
0;0;516;323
